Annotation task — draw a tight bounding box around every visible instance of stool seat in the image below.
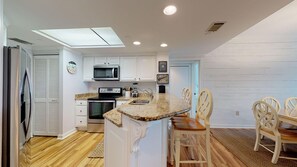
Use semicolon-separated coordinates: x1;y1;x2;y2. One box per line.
173;119;206;131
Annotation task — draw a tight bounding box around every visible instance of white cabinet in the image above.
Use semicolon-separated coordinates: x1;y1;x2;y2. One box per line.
34;56;59;136
83;56;120;81
120;57;137;81
75;100;88;130
83;56;95;81
120;56;156;82
137;56;156;81
95;57;119;65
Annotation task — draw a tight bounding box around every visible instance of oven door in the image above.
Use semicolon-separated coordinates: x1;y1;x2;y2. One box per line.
88;100;115;123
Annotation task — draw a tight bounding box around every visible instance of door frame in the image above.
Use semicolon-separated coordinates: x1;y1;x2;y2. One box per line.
169;61;200;117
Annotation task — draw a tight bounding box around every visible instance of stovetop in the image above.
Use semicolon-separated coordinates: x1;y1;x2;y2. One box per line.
87;87;123;101
87;96;121;100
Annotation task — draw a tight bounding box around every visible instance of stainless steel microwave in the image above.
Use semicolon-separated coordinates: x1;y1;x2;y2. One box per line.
93;65;120;81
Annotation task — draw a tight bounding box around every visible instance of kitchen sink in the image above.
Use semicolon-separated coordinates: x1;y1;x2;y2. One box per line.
129;99;150;105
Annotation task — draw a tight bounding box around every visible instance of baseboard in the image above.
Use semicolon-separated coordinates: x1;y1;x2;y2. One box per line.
57;128;77;140
211;124;255;129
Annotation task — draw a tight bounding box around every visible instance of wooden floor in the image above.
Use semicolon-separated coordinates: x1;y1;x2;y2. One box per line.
29;131;245;167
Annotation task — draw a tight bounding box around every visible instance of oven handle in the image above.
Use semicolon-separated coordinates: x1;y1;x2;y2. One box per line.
88;100;115;103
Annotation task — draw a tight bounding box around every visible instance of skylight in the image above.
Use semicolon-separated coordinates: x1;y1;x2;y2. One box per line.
32;27;124;48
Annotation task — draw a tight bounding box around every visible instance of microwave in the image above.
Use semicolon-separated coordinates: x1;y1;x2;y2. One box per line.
93;65;120;81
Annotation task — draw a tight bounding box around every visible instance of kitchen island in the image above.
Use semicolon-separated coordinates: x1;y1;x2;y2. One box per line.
103;94;191;167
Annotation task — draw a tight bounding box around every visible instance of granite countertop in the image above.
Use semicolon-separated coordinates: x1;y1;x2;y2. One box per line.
75;93;98;100
104;94;191;127
103;108;122;126
117;94;191;121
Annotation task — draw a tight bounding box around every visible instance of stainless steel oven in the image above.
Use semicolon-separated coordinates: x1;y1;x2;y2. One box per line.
87;87;122;132
87;100;115;124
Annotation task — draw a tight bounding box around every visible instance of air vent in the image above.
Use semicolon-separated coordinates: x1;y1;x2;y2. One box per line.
8;38;33;45
207;22;225;32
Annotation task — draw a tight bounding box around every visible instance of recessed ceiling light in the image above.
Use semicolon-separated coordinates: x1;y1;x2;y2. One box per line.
32;27;124;48
133;41;141;45
163;5;177;15
160;43;168;47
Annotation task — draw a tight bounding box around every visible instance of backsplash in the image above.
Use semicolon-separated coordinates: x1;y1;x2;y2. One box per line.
87;81;157;93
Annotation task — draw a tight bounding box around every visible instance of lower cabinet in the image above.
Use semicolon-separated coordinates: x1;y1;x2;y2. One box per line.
75;100;87;130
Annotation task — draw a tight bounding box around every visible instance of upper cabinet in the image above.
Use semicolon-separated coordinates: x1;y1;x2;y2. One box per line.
120;57;137;81
120;56;156;82
95;57;119;65
83;57;95;81
83;56;156;82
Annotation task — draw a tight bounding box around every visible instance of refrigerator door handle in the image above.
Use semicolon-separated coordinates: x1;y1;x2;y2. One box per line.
20;69;32;139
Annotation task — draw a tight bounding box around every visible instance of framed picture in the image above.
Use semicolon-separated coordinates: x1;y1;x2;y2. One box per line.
157;74;169;84
158;61;167;73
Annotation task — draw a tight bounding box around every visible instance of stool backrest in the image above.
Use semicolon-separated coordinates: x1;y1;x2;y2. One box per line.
253;100;279;135
284;97;297;117
261;97;281;113
195;88;213;127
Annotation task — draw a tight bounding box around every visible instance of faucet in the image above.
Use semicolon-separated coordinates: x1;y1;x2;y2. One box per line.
143;88;154;99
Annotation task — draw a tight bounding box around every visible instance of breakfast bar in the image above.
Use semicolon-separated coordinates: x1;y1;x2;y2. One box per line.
103;94;191;167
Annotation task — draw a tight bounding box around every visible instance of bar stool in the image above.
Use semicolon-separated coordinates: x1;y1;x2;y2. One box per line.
172;88;213;167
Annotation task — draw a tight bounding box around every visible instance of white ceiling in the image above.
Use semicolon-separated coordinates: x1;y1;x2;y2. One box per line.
4;0;293;57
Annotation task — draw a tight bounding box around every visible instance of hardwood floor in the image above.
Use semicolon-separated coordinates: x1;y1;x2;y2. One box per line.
30;131;104;167
29;131;245;167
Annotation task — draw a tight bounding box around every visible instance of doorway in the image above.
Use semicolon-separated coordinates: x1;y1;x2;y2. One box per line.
169;62;199;117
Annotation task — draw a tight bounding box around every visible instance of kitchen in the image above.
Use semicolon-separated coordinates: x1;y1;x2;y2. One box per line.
1;0;297;167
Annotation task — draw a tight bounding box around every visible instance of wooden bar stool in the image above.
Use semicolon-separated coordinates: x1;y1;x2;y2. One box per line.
171;88;213;167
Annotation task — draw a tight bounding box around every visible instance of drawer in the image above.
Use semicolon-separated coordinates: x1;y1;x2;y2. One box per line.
76;100;87;106
76;106;87;116
76;116;87;127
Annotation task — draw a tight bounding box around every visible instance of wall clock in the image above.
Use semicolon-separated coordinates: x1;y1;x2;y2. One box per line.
67;61;77;74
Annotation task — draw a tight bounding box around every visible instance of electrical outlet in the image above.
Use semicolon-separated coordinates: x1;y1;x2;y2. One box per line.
235;111;240;116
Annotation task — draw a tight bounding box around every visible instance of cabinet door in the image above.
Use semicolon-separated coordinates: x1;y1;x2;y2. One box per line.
83;57;95;81
120;57;137;81
107;57;119;65
34;58;47;134
94;57;107;65
48;58;59;135
137;56;156;81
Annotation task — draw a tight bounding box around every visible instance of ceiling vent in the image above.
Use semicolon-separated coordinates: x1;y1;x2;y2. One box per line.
207;22;225;32
8;38;33;45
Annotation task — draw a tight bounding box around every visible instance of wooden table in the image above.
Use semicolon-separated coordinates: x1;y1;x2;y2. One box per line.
279;114;297;126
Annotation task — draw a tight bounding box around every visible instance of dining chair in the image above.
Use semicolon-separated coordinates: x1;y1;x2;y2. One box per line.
260;97;281;140
262;96;281;113
284;97;297;117
253;100;297;164
171;88;213;167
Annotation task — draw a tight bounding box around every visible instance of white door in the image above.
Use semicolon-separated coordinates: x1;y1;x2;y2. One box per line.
169;65;191;98
33;56;59;136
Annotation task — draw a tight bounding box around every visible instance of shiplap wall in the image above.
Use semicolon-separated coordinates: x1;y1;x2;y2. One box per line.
201;40;297;128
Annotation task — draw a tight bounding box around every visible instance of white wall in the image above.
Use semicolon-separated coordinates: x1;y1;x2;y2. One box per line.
0;0;4;163
60;48;88;136
201;40;297;128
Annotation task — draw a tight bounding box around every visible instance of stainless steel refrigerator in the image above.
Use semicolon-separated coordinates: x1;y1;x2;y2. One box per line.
2;46;32;167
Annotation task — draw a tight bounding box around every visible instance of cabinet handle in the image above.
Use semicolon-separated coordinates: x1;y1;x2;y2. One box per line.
80;121;82;123
139;78;140;80
80;110;82;112
108;63;110;64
